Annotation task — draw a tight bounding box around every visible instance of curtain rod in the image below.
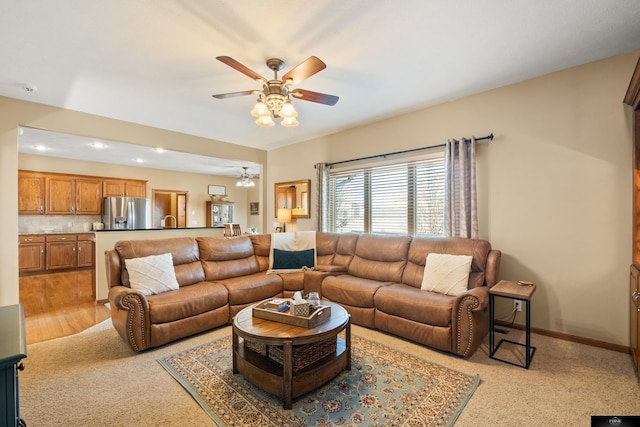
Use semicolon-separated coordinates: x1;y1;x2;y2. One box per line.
323;133;493;167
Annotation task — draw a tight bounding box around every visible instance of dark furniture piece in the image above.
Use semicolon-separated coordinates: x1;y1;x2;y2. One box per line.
0;304;27;427
232;301;350;409
624;55;640;376
489;280;537;369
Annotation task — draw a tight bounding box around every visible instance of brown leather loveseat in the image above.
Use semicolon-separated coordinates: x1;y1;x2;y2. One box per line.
105;232;500;356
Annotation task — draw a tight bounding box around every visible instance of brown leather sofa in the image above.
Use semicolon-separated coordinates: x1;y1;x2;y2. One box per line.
105;232;500;356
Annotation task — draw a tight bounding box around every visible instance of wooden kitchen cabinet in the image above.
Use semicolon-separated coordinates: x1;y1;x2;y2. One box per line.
21;170;147;216
124;180;146;197
76;234;95;268
19;233;94;275
102;179;147;197
18;235;45;272
45;234;77;270
103;179;125;197
46;175;102;215
45;175;74;214
18;171;45;214
75;178;103;214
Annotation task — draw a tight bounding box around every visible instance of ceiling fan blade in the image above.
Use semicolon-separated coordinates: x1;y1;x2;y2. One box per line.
212;90;257;99
216;56;267;83
282;56;326;85
291;89;339;106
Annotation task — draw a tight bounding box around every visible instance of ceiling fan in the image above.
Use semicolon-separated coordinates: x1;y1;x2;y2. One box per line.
212;56;339;127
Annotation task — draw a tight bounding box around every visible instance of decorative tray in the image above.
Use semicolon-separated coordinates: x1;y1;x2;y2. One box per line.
252;300;331;328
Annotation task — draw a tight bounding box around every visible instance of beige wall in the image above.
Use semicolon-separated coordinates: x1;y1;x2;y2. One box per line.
1;97;268;306
2;50;637;347
269;51;638;346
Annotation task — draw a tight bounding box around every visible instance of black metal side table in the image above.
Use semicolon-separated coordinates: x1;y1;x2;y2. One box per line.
0;304;27;427
489;280;536;369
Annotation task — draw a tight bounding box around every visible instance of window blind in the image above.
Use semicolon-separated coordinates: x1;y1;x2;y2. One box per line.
328;153;445;235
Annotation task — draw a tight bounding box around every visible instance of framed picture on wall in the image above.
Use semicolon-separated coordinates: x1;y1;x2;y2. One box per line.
208;185;226;196
250;202;259;215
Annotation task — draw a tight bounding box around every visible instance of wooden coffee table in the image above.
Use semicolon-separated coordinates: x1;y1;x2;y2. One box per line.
232;300;351;409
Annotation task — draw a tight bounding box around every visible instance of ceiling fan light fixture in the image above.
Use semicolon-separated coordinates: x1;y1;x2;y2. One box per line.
279;100;298;118
236;167;256;187
265;93;286;116
281;116;299;127
213;56;339;129
250;100;270;117
256;115;275;127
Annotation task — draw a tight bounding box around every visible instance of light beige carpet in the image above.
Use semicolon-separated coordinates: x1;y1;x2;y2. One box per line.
159;334;479;426
20;320;640;426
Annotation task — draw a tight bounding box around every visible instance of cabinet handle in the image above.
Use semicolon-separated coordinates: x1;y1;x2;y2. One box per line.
25;238;32;242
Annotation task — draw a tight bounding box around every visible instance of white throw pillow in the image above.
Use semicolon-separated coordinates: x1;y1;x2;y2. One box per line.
125;253;180;296
421;253;473;296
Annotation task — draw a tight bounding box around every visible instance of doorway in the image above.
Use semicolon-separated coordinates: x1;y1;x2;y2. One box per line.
152;189;188;228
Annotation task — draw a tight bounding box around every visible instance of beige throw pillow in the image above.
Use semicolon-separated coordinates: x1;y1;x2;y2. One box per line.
125;253;179;296
421;253;473;296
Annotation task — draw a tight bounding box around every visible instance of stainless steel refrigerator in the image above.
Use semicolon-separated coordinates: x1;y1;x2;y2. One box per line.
102;197;151;230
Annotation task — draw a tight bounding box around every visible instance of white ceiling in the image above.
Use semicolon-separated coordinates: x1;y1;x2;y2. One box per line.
3;1;640;176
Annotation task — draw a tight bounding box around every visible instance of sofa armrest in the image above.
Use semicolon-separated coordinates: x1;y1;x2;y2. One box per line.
316;264;348;273
108;286;151;352
303;266;347;296
451;286;491;357
105;249;123;289
485;249;502;287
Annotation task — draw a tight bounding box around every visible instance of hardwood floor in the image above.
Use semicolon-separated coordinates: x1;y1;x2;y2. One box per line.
19;270;110;345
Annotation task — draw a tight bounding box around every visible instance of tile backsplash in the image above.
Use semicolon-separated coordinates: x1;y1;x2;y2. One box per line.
19;215;102;234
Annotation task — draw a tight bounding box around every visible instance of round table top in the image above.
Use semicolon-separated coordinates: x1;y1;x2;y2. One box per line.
233;300;349;345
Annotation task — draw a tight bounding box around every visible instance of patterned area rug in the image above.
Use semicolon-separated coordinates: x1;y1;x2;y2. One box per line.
158;335;479;426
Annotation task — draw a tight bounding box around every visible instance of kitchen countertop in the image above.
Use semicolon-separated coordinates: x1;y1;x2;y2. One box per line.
19;227;224;235
93;226;223;232
19;231;97;235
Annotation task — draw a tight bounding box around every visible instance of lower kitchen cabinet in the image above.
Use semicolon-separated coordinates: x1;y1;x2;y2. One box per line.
19;233;95;275
17;236;45;272
46;234;77;270
76;234;95;268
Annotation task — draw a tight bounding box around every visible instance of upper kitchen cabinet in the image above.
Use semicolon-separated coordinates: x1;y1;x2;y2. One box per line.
75;178;103;214
18;171;45;214
45;174;102;215
19;170;146;215
102;179;147;198
45;175;74;214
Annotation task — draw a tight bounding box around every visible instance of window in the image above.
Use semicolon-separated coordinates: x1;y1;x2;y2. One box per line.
328;151;445;235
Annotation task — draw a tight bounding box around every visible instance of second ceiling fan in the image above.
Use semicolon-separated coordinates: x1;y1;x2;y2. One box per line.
212;56;339;127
